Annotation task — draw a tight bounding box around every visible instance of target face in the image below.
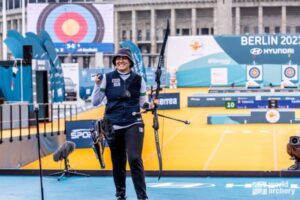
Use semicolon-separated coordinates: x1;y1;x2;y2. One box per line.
284;66;296;79
248;67;261;79
37;4;105;43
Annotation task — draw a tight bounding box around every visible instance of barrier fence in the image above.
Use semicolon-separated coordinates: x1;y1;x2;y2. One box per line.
0;103;77;144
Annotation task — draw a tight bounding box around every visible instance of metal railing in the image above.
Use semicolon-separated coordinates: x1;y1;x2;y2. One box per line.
0;103;78;144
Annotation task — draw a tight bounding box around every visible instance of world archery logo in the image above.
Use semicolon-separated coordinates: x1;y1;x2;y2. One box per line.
190;41;202;51
37;4;105;43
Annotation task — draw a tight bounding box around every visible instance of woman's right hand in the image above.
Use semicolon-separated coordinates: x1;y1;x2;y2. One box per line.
95;74;103;85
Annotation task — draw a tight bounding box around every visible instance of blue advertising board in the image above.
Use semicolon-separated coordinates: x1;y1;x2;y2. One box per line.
155;93;180;110
66;120;95;148
215;35;300;64
55;42;114;54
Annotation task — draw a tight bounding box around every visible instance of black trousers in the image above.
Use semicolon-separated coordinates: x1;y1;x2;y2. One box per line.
110;123;148;199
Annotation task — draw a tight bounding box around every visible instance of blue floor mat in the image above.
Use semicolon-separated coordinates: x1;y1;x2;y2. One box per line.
0;176;299;200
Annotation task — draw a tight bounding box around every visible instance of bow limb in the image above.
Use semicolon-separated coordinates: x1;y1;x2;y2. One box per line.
153;109;162;180
152;20;170;180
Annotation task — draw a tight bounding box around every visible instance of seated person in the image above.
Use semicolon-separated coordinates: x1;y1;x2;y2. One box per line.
280;80;297;89
245;80;261;88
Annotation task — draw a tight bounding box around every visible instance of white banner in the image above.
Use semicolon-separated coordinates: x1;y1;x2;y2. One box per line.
166;36;224;73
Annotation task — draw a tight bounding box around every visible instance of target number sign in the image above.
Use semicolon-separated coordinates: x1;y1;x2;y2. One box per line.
225;101;236;109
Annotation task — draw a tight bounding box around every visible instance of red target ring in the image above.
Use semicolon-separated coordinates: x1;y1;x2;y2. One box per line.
54;12;88;43
37;4;105;43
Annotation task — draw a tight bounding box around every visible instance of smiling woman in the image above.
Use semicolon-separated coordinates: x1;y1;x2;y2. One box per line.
91;48;149;200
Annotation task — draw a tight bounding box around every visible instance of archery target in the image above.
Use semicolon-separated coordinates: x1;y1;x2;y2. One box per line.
282;65;298;81
247;65;262;81
249;67;260;78
37;4;105;43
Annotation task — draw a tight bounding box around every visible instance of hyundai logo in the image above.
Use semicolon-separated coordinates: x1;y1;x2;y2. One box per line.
250;48;263;55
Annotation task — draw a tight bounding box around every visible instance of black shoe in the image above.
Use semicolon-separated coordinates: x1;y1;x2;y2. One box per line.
116;196;126;200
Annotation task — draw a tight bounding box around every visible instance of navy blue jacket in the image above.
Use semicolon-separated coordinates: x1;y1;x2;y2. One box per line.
104;70;142;126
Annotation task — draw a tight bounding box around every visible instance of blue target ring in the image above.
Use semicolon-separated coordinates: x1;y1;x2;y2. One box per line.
249;67;261;79
284;66;296;79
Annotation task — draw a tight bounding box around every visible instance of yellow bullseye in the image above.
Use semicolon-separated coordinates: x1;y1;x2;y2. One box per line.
62;19;80;36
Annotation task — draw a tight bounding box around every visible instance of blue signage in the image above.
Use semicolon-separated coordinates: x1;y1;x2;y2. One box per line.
66;120;95;148
55;42;114;54
215;35;300;64
155;93;180;110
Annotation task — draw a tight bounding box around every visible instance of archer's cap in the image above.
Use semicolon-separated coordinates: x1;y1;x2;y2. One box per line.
112;48;134;68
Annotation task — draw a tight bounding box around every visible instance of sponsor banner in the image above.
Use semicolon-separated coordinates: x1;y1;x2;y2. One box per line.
66;120;95;148
282;64;298;81
247;65;263;81
215;35;300;64
167;35;300;87
167;35;300;71
154;93;180;110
